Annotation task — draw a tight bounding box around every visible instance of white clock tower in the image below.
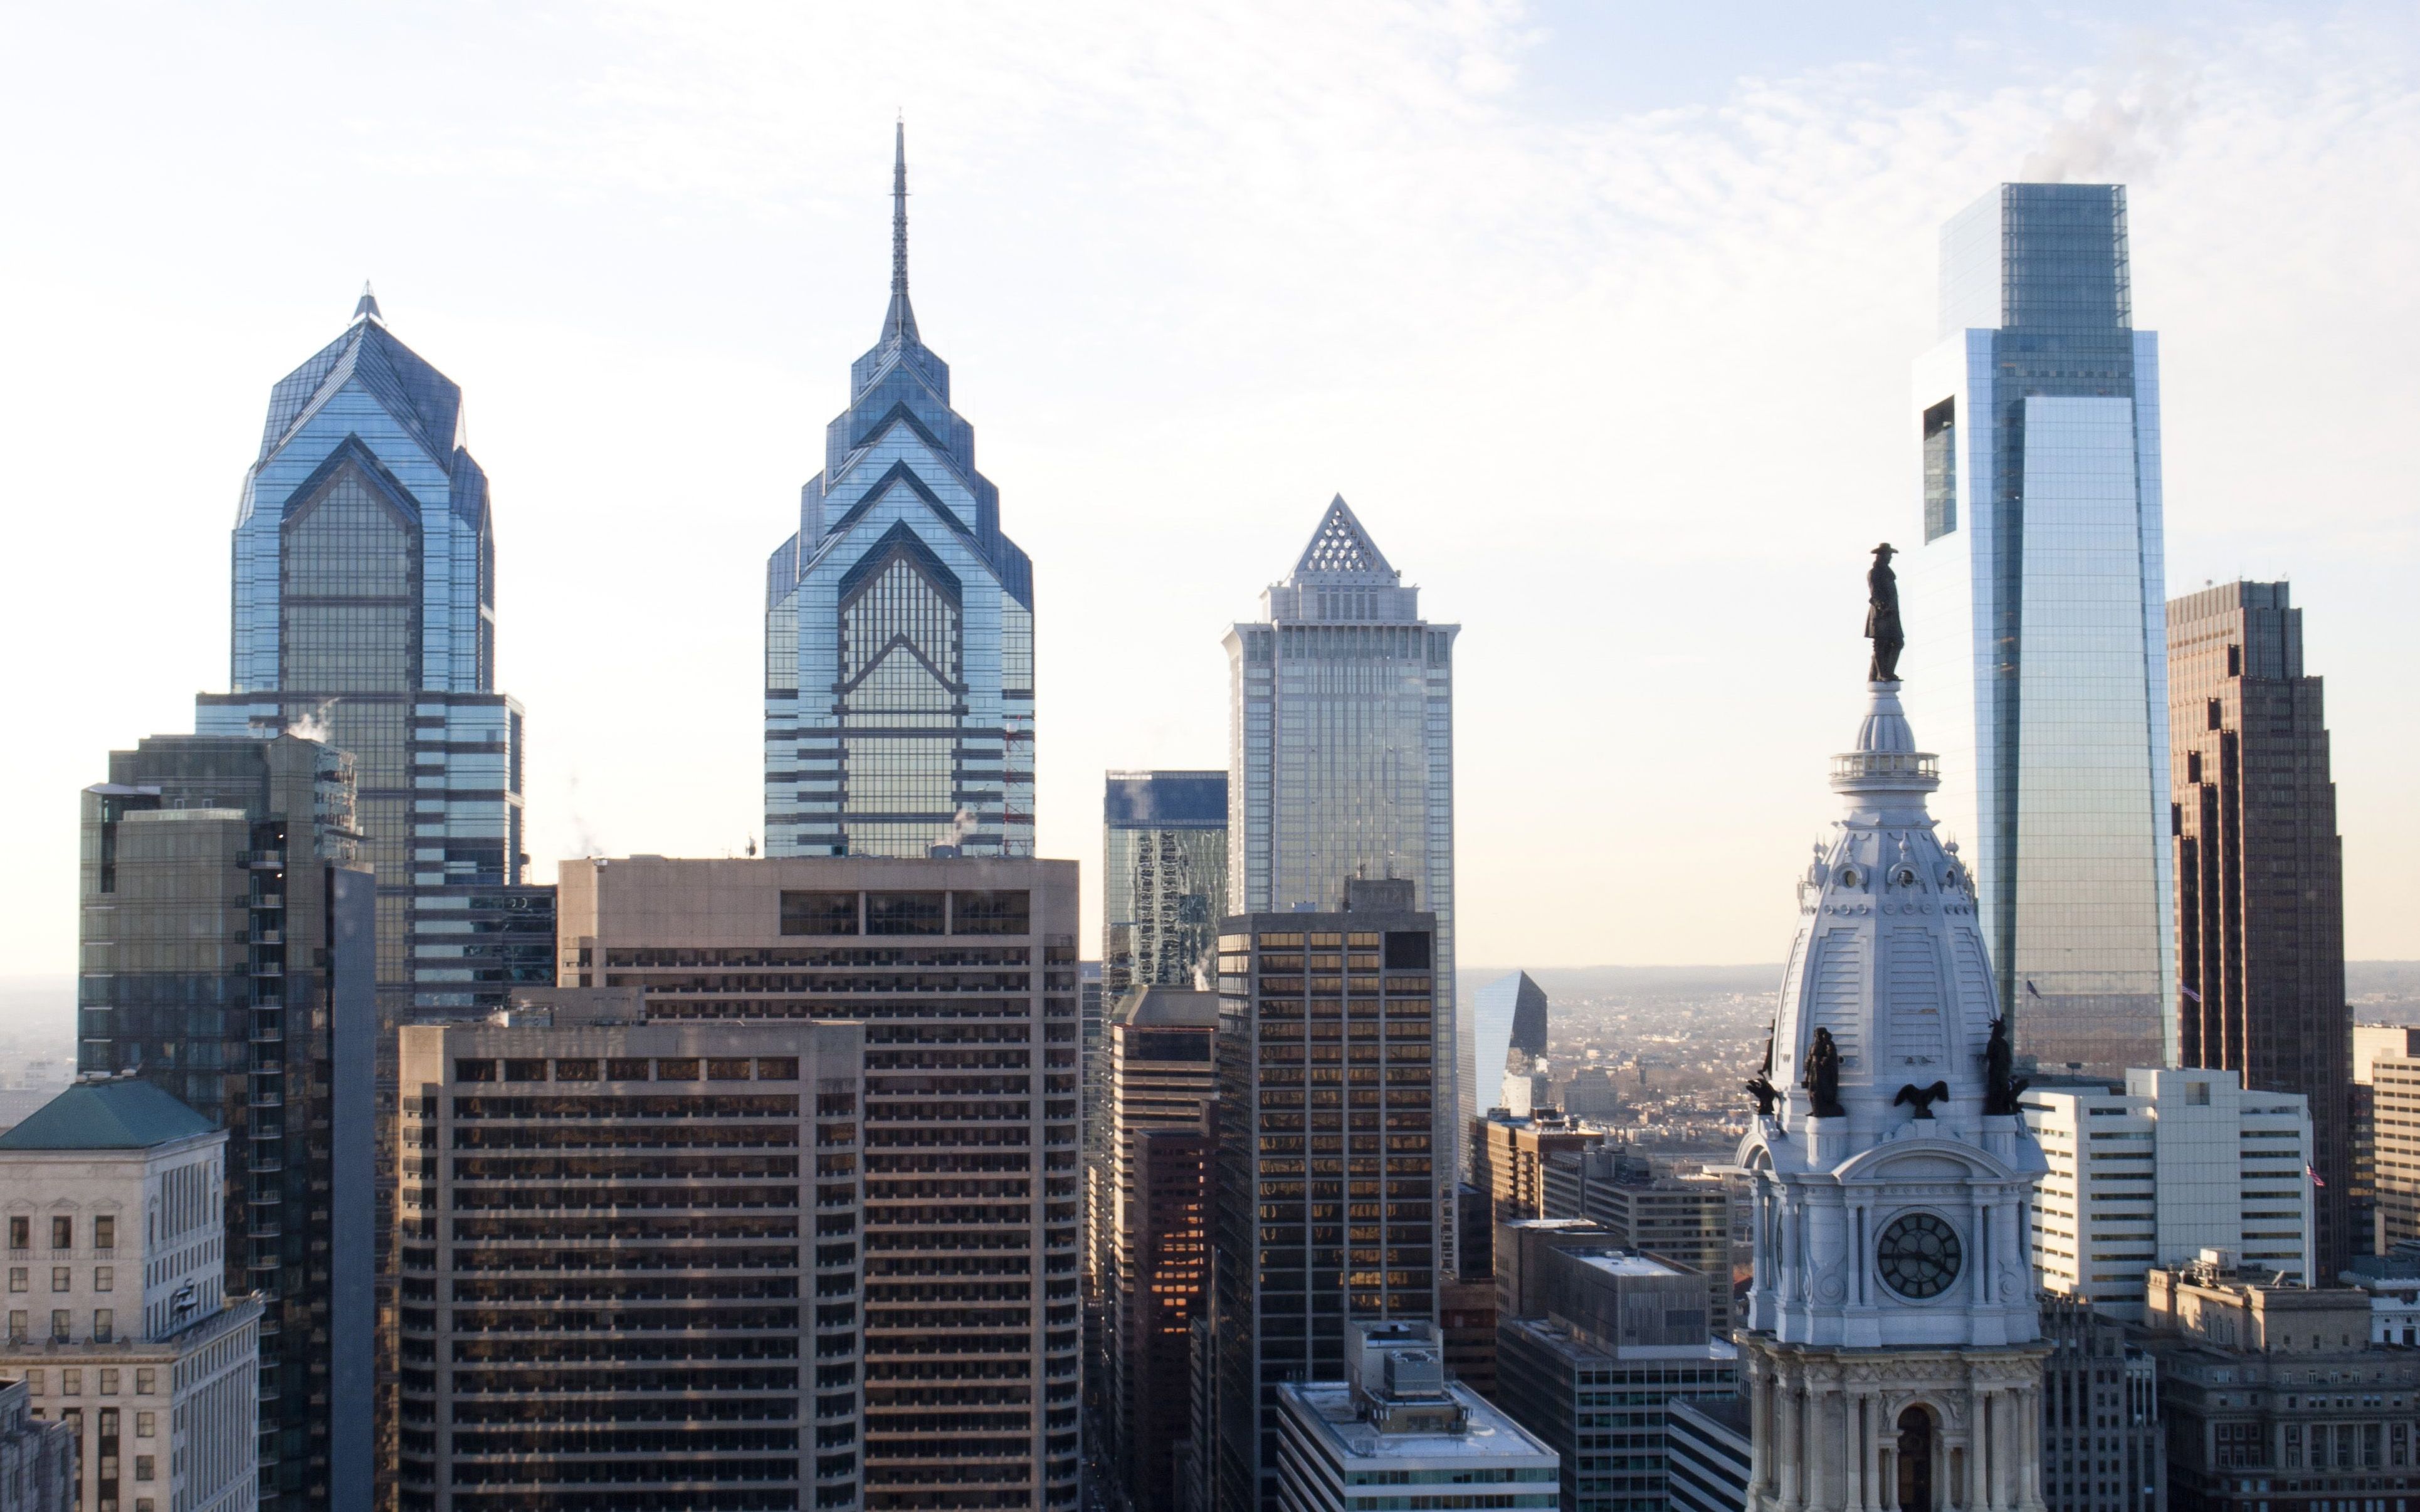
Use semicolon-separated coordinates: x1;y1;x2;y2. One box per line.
1739;673;2051;1512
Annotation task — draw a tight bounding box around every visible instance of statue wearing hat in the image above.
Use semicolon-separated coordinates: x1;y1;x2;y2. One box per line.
1866;542;1903;682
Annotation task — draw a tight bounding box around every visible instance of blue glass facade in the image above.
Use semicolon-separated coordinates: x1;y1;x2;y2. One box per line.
194;287;548;1025
1468;969;1549;1122
1902;184;2174;1076
765;128;1036;858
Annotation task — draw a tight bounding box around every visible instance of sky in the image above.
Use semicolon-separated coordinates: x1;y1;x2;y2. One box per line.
1;0;2415;980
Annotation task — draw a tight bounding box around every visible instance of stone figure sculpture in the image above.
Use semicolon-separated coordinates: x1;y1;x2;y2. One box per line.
1982;1017;2029;1116
1744;1034;1780;1115
1866;543;1904;682
1804;1026;1845;1118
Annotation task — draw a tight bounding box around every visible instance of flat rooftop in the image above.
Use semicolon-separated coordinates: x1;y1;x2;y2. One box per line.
1573;1251;1696;1279
1281;1381;1557;1467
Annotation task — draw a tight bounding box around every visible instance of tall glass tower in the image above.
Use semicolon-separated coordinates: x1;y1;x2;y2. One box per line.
1901;183;2174;1077
765;126;1036;858
1224;496;1460;1244
196;286;550;1027
1103;769;1229;994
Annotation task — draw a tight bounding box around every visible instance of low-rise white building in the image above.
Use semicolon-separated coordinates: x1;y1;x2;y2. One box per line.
0;1076;260;1512
1275;1322;1558;1512
2023;1068;2314;1320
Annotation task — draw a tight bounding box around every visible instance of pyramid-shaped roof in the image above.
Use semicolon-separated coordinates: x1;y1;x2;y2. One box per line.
257;295;463;468
1285;495;1399;585
0;1078;216;1150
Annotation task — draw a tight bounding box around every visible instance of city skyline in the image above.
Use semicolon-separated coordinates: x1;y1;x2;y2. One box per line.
8;4;2420;990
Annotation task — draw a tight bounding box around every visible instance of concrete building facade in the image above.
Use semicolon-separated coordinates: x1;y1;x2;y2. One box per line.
1271;1321;1556;1512
2036;1292;2162;1512
2021;1069;2315;1319
395;1011;866;1511
0;1079;263;1512
552;854;1081;1509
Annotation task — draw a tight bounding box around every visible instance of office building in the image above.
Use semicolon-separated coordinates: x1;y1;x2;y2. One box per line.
2374;1046;2420;1254
1558;1168;1735;1340
1495;1246;1738;1512
1667;1396;1752;1512
1901;182;2174;1076
1557;1066;1619;1117
2352;1026;2420;1256
2344;1255;2420;1345
2022;1068;2315;1319
1100;989;1218;1512
1272;1321;1555;1512
0;1378;73;1511
193;288;546;1026
1470;1111;1601;1228
1493;1219;1614;1322
1211;880;1442;1512
1104;772;1229;995
1467;972;1549;1135
553;854;1081;1509
1226;497;1459;1251
764;127;1036;860
2036;1293;2161;1512
0;1078;263;1512
1434;1279;1495;1399
78;732;376;1506
2140;1252;2420;1510
1740;676;2052;1512
395;1010;866;1511
1539;1143;1651;1224
2170;581;2352;1276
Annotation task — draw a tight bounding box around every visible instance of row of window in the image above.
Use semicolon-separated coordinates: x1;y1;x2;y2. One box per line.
6;1215;113;1251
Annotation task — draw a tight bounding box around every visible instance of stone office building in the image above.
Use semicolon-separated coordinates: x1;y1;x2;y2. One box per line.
396;1009;866;1511
554;855;1082;1510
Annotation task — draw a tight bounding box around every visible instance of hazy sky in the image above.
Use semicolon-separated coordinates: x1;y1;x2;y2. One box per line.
3;1;2415;978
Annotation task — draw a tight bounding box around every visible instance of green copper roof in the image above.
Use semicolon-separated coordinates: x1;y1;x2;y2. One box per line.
0;1079;216;1150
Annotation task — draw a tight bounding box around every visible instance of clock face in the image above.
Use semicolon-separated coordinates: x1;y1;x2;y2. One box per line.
1876;1212;1962;1299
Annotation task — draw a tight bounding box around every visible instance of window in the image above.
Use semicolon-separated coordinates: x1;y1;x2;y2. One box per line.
502;1059;547;1083
98;1366;117;1392
656;1059;700;1082
1383;932;1431;970
2207;699;2223;731
51;1311;68;1342
7;1268;23;1293
92;1216;113;1250
6;1311;22;1342
93;1311;112;1344
135;1456;154;1482
60;1367;79;1394
950;890;1030;936
2227;644;2241;676
93;1268;111;1293
134;1370;154;1395
781;891;860;937
756;1058;799;1081
135;1412;154;1437
606;1059;650;1081
866;892;945;936
51;1269;69;1293
50;1217;70;1250
6;1217;23;1250
454;1059;498;1083
553;1060;597;1082
707;1059;753;1082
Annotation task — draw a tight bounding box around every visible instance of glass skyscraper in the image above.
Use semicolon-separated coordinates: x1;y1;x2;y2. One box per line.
1225;496;1459;1250
765;126;1036;858
1900;183;2175;1076
195;286;550;1024
1468;969;1549;1119
1103;769;1229;994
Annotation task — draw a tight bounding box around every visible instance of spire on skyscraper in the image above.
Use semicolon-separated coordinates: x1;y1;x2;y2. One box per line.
1285;495;1399;584
883;118;918;346
353;281;382;325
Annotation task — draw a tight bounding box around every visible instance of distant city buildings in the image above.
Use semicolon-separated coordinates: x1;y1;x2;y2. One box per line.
553;855;1081;1509
1272;1321;1556;1512
1495;1246;1737;1512
0;1078;264;1512
1468;972;1549;1131
2352;1024;2420;1254
764;127;1036;860
1104;772;1229;995
1902;182;2174;1077
2170;581;2352;1276
1226;498;1459;1265
1470;1111;1601;1230
2370;1044;2420;1254
2022;1068;2315;1319
77;732;376;1504
396;1008;866;1511
1211;880;1442;1512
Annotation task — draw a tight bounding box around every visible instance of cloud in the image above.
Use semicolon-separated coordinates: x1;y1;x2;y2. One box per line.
2019;61;2198;183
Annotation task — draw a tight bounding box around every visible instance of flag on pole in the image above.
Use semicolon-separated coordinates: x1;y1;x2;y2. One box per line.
2026;980;2044;1000
2308;1165;2327;1188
